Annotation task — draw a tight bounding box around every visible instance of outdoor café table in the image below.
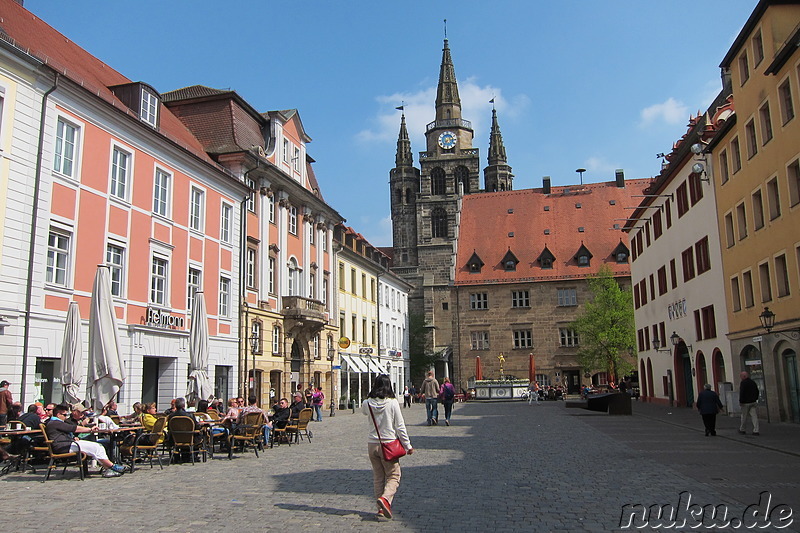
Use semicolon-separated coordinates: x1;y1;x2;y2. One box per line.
197;420;225;458
93;426;144;464
0;428;42;475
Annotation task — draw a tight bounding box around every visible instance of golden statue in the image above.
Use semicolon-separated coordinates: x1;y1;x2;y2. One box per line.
498;353;505;379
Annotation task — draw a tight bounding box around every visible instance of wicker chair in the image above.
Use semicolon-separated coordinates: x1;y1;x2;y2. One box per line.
228;412;264;459
39;423;86;482
120;416;166;471
167;416;205;465
286;408;313;443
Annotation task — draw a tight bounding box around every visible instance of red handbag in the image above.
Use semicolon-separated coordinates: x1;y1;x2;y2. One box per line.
368;403;407;462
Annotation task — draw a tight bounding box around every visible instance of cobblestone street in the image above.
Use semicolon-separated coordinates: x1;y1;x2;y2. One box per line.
4;401;799;532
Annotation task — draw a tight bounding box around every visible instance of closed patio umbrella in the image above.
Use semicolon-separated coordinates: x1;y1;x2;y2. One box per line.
60;301;84;404
475;356;483;380
88;265;126;411
187;291;213;404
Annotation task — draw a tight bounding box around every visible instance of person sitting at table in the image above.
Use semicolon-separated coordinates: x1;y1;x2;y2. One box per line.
19;404;42;429
46;404;127;477
221;398;240;423
7;404;43;455
289;392;305;419
101;400;119;417
163;398;177;416
120;402;142;424
271;398;291;429
238;396;271;446
167;397;202;449
140;402;165;444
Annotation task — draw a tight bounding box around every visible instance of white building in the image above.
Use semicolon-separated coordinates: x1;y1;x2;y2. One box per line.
379;270;411;394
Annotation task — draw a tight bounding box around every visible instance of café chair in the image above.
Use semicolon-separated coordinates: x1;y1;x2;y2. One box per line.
286;408;313;444
120;417;166;471
167;416;205;465
39;423;86;482
228;412;263;459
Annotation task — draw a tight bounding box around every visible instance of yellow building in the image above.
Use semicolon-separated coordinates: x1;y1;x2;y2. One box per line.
708;0;800;423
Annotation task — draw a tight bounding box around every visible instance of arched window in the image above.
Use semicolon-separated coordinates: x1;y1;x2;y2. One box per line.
431;167;446;195
272;325;282;354
455;166;470;193
395;188;403;204
431;208;448;238
287;257;300;296
405;188;413;204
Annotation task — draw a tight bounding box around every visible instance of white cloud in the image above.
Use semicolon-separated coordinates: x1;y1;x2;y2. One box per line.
639;97;689;127
357;80;528;151
583;156;619;176
357;215;393;248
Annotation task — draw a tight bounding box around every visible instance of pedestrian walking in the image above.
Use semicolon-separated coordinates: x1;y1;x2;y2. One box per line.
696;383;723;436
527;381;540;405
312;386;325;422
421;371;440;425
0;380;12;426
362;374;413;520
402;386;411;408
439;377;456;425
738;371;760;435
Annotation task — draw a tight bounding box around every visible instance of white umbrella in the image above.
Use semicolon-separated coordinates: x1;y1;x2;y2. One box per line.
187;291;213;403
60;301;84;404
88;265;126;411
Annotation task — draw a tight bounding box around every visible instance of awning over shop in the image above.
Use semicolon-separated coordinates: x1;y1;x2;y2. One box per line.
365;358;385;374
341;354;369;373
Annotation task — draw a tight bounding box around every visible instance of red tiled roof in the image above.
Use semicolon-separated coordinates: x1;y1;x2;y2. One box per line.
1;0;217;167
454;179;652;285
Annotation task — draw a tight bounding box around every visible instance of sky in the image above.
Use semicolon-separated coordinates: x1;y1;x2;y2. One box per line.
25;1;758;247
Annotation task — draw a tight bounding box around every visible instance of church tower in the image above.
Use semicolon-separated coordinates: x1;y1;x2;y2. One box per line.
484;107;514;192
389;112;420;268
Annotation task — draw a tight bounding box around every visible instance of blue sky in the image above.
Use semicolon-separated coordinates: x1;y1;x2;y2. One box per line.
26;1;757;246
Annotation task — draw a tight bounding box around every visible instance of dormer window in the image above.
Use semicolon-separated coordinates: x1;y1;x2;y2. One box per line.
612;241;630;264
574;243;593;267
140;89;159;127
537;246;555;270
501;249;519;272
109;82;161;129
466;251;484;273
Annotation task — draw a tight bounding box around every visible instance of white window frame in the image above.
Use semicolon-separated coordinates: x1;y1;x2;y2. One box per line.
54;117;80;178
293;147;300;172
283;139;289;163
220;202;233;244
188;267;202;312
109;144;133;201
140;88;159;127
268;257;275;294
246;247;257;289
288;205;298;235
219;276;231;317
46;228;71;287
513;329;533;349
559;328;579;347
511;290;530;308
153;167;171;217
189;186;205;232
246;178;256;212
268;195;275;223
150;255;169;306
273;325;282;354
106;243;126;298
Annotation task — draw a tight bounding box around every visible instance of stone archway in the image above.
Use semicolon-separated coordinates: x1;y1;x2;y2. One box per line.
673;342;694;407
695;351;707;395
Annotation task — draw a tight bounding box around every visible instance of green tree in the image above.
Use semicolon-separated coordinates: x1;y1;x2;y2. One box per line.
573;265;636;381
407;312;439;385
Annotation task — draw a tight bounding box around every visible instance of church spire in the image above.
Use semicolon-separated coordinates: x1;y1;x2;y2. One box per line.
395;112;413;167
435;39;462;122
487;108;507;166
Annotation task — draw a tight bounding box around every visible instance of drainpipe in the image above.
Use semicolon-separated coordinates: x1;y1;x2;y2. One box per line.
21;73;59;402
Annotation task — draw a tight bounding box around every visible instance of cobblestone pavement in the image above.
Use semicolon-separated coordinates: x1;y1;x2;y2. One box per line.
3;401;799;532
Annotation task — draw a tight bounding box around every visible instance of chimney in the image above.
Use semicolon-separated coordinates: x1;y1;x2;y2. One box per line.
615;169;625;188
542;176;551;195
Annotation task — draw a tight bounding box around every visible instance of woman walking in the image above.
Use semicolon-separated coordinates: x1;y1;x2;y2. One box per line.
362;375;413;520
439;377;456;425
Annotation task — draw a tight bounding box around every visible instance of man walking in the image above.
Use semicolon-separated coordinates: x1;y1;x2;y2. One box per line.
421;371;440;425
738;371;760;435
0;380;13;426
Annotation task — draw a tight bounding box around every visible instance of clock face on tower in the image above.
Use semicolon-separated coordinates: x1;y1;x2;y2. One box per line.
438;131;457;149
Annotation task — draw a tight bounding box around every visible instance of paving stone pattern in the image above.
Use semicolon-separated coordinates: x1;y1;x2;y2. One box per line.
3;402;798;532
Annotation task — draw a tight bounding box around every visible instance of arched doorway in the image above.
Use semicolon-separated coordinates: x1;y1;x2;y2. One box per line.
673;341;694;407
291;339;304;393
269;370;282;405
783;348;799;423
695;351;707;394
646;358;654;398
712;349;726;391
639;359;647;400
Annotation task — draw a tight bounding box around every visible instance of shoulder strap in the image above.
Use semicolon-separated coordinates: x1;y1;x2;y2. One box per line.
367;403;384;444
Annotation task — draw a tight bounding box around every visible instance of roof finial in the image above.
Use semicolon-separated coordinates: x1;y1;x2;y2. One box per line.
490;96;496;110
444;19;447;40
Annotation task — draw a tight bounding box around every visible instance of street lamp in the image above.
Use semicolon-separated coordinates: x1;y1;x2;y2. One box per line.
759;307;775;333
327;347;337;417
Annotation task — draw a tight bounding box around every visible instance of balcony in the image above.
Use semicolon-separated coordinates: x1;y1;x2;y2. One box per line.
426;118;472;132
280;296;327;337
